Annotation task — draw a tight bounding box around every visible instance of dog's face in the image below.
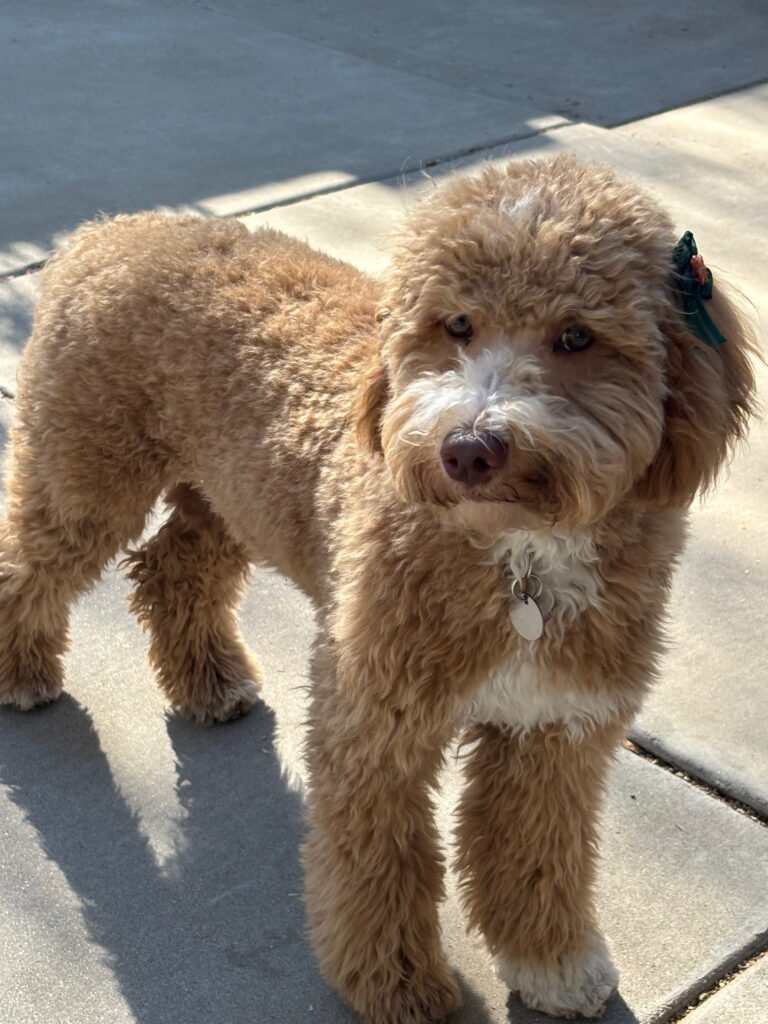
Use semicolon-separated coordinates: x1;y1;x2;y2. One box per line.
356;156;755;532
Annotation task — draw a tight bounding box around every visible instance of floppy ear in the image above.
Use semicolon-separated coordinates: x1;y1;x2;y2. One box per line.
634;284;757;509
352;311;390;455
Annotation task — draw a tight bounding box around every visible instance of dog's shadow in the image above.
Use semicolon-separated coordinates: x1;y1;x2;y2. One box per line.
503;992;638;1024
0;692;359;1023
0;661;637;1024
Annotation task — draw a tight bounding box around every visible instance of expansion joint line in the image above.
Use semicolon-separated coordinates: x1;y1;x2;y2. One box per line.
624;739;768;828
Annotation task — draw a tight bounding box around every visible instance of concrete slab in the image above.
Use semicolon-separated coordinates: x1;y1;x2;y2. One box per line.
601;86;768;815
676;954;768;1024
234;0;768;127
596;90;768;817
3;2;767;273
1;552;767;1024
0;0;566;274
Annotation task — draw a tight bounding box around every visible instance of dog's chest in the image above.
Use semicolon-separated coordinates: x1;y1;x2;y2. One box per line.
464;529;620;739
465;651;621;739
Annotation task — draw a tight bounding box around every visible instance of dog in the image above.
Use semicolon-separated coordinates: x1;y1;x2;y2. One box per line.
0;155;756;1023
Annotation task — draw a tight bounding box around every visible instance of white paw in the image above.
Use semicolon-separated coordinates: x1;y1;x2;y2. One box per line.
181;677;260;725
0;680;62;711
498;932;618;1019
209;678;260;723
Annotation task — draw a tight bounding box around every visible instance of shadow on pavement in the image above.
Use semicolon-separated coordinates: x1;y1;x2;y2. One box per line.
0;694;354;1023
506;991;640;1024
0;691;503;1023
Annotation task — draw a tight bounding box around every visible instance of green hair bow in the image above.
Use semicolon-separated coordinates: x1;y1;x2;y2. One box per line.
671;231;727;349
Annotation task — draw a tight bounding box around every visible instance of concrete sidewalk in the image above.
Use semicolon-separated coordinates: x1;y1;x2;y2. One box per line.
1;4;767;1023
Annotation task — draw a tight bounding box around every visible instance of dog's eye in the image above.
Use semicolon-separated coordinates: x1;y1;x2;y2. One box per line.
445;315;474;343
554;326;594;353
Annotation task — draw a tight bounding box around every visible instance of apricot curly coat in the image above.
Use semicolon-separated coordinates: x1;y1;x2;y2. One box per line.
0;156;756;1023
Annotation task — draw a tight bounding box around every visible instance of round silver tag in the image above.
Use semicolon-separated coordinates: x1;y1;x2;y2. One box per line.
510;595;545;641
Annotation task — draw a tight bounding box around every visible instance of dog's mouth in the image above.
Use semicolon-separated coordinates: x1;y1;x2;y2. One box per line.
431;479;559;533
455;469;551;504
387;439;561;519
413;464;552;510
463;485;519;504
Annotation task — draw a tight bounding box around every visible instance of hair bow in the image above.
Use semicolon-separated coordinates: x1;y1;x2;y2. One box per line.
671;231;727;348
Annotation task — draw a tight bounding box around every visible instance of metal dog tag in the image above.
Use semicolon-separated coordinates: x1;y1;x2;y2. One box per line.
510;594;545;641
509;573;545;641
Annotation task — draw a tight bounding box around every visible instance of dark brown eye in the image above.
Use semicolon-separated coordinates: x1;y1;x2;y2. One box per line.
554;326;594;353
445;315;474;343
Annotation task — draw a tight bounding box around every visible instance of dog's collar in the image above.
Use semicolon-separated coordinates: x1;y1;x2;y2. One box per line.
671;231;727;349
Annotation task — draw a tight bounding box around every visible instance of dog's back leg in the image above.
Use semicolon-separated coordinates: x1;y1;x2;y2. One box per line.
123;483;260;724
0;434;162;710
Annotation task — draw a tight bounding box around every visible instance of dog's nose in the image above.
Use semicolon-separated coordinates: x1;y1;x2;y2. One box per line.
440;430;508;487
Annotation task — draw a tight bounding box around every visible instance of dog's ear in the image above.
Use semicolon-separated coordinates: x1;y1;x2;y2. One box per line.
634;280;757;509
353;309;390;454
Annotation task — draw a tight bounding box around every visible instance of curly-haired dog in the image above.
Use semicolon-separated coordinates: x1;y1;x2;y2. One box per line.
0;156;756;1023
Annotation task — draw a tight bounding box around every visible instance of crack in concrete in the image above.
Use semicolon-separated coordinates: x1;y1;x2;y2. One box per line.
609;74;768;129
661;948;768;1023
624;739;767;828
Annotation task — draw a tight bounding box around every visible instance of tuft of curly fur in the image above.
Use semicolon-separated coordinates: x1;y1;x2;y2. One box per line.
0;156;757;1024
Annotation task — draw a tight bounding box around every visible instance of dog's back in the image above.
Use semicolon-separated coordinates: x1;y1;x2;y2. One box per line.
11;215;379;571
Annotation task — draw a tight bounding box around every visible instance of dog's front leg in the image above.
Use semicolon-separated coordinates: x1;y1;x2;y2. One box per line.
456;721;622;1019
304;663;461;1024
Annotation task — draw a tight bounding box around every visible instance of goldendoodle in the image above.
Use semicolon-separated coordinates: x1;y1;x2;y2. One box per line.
0;156;756;1023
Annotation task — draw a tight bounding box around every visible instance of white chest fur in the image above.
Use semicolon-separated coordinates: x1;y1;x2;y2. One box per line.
465;528;628;740
466;652;624;740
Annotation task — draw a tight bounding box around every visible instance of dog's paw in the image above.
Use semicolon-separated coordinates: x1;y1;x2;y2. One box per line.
0;627;65;712
0;679;62;712
356;965;462;1024
176;676;260;726
499;932;618;1019
0;673;63;711
209;677;261;723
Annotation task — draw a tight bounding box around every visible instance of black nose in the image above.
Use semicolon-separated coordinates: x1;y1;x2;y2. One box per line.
440;430;508;487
